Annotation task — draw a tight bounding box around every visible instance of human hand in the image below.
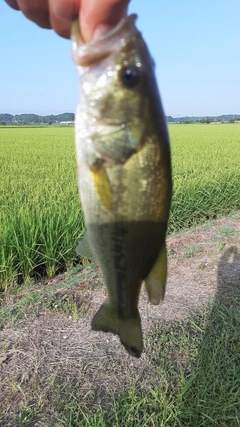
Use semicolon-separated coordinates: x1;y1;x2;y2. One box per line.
5;0;130;41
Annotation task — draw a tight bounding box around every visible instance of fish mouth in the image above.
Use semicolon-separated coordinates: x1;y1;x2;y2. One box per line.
85;14;138;44
72;14;138;66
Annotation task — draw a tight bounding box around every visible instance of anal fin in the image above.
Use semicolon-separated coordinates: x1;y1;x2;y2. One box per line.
144;241;167;305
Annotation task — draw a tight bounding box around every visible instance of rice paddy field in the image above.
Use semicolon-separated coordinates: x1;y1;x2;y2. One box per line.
0;123;240;290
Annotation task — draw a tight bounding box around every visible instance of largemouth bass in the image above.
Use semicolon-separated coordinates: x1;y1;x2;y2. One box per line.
72;14;172;358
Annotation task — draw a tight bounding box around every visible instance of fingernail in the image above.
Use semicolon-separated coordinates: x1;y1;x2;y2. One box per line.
93;24;115;41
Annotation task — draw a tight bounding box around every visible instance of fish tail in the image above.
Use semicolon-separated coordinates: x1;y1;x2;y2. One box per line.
91;301;143;358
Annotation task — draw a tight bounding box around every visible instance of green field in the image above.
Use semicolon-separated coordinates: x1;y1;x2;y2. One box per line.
0;124;240;289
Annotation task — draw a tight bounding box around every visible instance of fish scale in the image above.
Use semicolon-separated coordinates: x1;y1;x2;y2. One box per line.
72;14;172;357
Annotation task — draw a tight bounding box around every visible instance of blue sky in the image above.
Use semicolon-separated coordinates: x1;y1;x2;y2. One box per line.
1;0;240;117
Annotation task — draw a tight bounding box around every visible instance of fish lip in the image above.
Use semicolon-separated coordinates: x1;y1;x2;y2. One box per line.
72;14;138;66
84;14;137;44
73;14;137;46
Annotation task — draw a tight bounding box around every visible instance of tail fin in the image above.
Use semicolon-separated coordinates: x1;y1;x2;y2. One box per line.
91;301;143;358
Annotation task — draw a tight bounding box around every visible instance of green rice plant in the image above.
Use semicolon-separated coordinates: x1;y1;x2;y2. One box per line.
168;123;240;231
0;124;239;288
0;127;84;288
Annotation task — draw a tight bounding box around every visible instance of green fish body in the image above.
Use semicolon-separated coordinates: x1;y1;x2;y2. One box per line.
72;15;172;357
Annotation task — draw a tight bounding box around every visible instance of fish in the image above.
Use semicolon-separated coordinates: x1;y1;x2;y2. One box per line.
71;14;172;358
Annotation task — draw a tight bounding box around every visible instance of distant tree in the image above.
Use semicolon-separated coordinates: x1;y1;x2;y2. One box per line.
0;113;13;123
200;118;212;124
1;121;6;125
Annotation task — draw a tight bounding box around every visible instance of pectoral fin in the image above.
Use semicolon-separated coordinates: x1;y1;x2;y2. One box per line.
90;167;112;210
144;242;167;305
76;233;94;260
91;301;143;358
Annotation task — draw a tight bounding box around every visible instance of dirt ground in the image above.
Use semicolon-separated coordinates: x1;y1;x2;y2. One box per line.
0;213;240;426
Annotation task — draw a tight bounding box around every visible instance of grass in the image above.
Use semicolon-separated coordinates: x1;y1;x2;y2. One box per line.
1;123;240;288
0;264;102;324
219;226;237;237
53;303;240;426
1;119;240;424
1;296;239;426
0;214;240;425
184;243;203;258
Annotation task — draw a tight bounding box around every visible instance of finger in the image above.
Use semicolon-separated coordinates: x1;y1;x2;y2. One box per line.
80;0;130;42
49;0;80;21
49;13;72;39
4;0;20;10
50;0;130;42
17;0;51;29
49;0;80;39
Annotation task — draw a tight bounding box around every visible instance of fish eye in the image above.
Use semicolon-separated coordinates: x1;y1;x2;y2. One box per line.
121;65;141;89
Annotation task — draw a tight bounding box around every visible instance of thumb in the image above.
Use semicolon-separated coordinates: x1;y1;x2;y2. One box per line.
80;0;130;42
